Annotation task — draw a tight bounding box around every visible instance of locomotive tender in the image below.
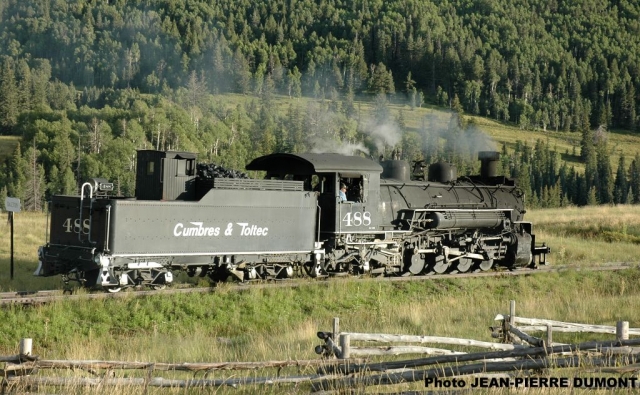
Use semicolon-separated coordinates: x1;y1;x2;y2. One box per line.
35;149;549;291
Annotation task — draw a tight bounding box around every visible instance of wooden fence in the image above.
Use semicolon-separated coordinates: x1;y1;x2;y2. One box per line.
0;348;367;391
2;300;639;394
312;300;640;392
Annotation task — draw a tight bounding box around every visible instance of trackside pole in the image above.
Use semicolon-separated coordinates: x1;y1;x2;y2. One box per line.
10;211;14;280
5;197;21;280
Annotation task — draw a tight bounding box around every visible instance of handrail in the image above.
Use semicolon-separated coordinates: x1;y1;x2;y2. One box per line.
105;205;111;252
78;182;93;242
78;182;95;244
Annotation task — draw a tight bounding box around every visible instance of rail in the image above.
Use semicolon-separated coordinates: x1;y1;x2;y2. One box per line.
3;262;639;306
213;178;304;191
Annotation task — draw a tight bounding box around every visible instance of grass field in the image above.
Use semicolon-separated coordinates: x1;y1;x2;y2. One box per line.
0;263;638;394
0;135;20;163
1;200;640;393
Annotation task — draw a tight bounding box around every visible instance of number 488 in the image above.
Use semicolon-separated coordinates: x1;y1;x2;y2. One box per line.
62;218;91;234
342;211;371;227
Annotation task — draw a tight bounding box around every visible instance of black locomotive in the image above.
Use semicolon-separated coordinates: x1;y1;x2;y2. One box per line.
35;150;549;291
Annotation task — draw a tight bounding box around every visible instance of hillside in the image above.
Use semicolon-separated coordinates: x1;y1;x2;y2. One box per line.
1;0;640;209
1;0;639;131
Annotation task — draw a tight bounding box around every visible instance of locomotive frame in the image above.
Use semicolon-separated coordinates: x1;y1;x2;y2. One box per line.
35;150;550;291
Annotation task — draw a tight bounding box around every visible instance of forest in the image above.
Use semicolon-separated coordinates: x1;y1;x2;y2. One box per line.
0;0;639;210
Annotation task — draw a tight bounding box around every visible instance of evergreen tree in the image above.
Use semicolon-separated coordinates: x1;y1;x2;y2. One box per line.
233;49;251;94
15;59;32;111
22;144;45;211
6;144;24;200
515;162;533;208
575;174;588;206
580;127;594;162
629;154;640;204
613;155;628;204
595;140;613;204
368;63;395;95
587;186;598;206
287;66;302;98
0;186;7;211
0;57;18;130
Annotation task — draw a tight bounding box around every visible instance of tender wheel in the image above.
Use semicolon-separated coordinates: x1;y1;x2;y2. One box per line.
151;284;167;290
80;269;100;288
105;286;122;293
305;262;323;278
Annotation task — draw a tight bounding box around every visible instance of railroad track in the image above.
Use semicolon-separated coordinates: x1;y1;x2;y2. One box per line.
1;262;638;307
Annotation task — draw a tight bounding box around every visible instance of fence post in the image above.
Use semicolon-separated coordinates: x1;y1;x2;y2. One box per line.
340;334;351;359
546;324;553;347
19;338;32;356
616;321;629;341
509;300;516;327
333;317;340;340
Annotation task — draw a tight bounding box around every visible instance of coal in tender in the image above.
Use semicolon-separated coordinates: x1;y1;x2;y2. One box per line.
196;163;250;179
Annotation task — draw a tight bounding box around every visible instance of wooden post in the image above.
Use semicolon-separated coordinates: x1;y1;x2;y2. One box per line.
501;316;509;344
616;321;629;341
10;212;14;280
509;300;516;326
20;338;32;356
332;317;339;340
340;334;351;359
546;324;553;347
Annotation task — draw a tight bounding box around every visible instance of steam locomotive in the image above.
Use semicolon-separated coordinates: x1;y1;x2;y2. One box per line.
35;150;549;291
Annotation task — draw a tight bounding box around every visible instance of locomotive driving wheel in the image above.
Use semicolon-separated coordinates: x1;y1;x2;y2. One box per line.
454;257;473;273
406;252;426;275
473;259;494;272
426;254;448;274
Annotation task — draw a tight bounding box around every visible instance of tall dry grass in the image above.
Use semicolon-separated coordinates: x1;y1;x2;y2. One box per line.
3;269;639;394
526;205;640;265
0;211;62;291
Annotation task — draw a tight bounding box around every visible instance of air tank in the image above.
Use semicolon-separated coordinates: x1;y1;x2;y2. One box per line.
426;210;506;229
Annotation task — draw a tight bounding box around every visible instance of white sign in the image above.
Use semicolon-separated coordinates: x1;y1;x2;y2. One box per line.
5;197;21;213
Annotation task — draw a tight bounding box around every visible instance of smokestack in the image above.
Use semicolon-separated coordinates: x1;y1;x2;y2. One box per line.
478;151;500;179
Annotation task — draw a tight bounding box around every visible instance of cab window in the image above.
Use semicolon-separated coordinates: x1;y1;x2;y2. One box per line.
338;174;367;203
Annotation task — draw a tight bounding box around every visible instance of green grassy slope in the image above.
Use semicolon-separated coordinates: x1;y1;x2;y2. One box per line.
222;93;640;172
0;135;20;163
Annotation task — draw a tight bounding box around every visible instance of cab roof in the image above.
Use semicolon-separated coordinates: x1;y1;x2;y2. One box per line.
246;153;383;174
